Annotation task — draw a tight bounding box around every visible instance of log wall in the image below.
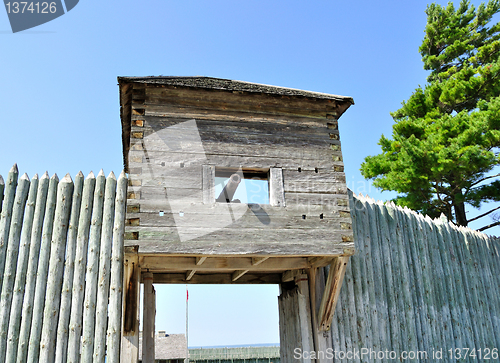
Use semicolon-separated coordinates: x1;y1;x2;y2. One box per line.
0;165;127;363
329;191;500;362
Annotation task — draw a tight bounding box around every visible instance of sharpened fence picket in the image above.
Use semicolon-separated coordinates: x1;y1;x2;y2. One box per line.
0;166;127;363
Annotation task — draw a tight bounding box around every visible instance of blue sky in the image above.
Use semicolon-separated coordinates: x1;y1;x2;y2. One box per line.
1;0;498;347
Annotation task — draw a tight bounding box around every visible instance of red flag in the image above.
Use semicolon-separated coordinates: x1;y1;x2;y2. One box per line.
186;289;189;301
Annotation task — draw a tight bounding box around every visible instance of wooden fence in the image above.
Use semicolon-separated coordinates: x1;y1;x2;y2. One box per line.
330;191;500;362
0;165;127;363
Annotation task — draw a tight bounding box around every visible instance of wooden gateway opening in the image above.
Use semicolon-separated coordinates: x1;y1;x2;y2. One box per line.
118;76;355;362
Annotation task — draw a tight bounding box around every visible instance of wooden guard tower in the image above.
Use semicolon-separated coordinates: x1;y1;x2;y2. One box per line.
118;76;355;362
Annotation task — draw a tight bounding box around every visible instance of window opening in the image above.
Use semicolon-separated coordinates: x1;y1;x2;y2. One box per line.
214;168;269;204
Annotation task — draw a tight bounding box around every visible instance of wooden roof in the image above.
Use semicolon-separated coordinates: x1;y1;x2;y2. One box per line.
118;76;354;103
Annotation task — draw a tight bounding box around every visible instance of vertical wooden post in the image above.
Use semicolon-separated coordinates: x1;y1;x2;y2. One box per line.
54;171;84;363
66;172;96;363
80;170;106;363
107;170;128;363
5;174;40;363
27;173;59;363
0;164;19;292
94;171;117;363
294;273;314;363
16;172;50;363
39;173;74;362
121;246;140;363
143;272;155;363
306;267;319;362
0;173;30;361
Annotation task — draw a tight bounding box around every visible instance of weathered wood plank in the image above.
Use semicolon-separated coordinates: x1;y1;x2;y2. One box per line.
140;256;311;271
39;174;74;362
476;232;500;347
202;165;215;204
137;104;334;127
434;218;463;350
80;170;106;363
66;172;96;363
283;192;349;208
107;171;127;363
398;209;424;354
5;174;39;363
385;206;409;357
152;272;282;284
452;225;484;350
0;165;19;292
93;172;117;363
415;213;441;352
125;227;353;253
127;210;350;231
126;239;353;256
283;169;346;183
132;199;349;215
15;172;50;363
269;167;285;207
139;115;334;140
54;172;83;363
462;228;489;350
440;220;475;350
121;247;140;363
144;87;340;118
130;150;341;171
284;181;346;194
425;217;453;352
132;136;340;163
350;194;377;352
136;125;337;154
374;204;400;356
0;173;30;361
26;173;59;363
317;257;348;331
469;230;496;349
142;272;155;363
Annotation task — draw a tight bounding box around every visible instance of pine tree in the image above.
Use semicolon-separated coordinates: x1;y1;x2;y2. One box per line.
361;0;500;229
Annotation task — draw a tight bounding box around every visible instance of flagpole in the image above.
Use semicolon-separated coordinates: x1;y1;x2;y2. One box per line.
186;284;189;363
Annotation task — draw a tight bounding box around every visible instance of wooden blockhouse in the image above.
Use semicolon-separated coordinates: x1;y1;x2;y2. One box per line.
118;76;355;361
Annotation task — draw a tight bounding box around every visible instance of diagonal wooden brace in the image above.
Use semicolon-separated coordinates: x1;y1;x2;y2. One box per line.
317;256;349;331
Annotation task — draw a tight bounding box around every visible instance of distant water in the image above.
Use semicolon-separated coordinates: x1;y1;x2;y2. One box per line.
189;343;280;349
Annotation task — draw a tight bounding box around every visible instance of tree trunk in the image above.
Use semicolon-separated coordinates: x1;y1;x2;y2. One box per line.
454;200;468;226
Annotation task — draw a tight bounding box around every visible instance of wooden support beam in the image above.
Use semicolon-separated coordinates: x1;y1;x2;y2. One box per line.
251;257;269;266
121;246;140;363
151;272;282;284
282;269;303;283
185;270;196;281
231;270;249;282
294;274;314;363
140;256;310;272
196;256;207;265
317;256;349;331
307;267;319;358
142;272;155;363
308;256;334;268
